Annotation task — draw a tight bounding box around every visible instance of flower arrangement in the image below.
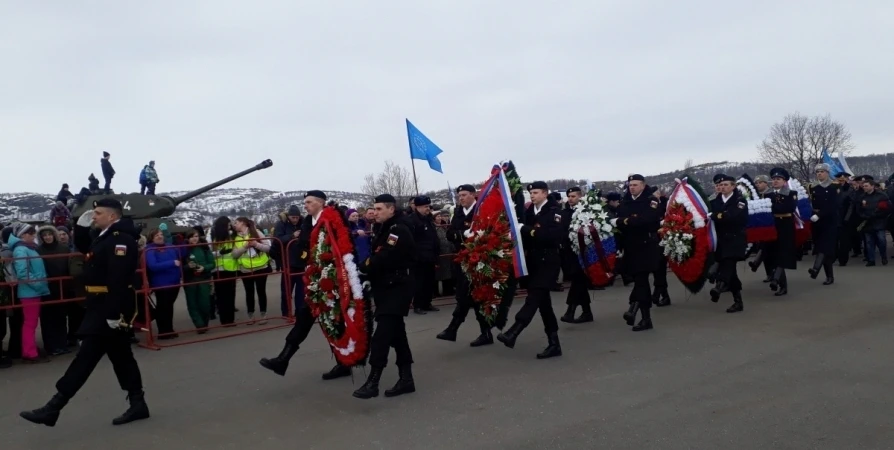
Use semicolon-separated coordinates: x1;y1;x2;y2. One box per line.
456;161;526;324
568;190;618;287
736;174;776;243
304;207;369;367
788;178;813;247
659;176;714;294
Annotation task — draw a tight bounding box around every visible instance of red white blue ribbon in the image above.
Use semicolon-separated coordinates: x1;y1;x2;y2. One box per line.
472;165;528;277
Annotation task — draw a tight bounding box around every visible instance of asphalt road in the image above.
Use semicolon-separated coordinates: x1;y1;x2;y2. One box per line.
2;262;893;450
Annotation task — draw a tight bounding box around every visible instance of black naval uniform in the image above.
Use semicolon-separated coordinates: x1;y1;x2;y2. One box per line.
259;193;356;382
353;206;417;399
747;185;776;282
835;180;853;265
765;171;798;296
809;180;840;284
615;181;662;331
559;196;593;324
497;185;563;359
708;186;748;312
20;211;148;427
408;201;440;313
650;190;671;306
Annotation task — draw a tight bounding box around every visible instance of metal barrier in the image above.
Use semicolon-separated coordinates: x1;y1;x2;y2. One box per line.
0;251;91;311
138;236;295;350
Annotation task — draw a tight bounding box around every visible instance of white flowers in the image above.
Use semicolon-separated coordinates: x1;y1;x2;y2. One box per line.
660;231;694;263
569;191;618;260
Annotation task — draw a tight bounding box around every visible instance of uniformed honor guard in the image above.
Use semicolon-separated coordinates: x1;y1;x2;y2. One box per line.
833;171;854;265
650;187;671;307
497;181;563;359
705;174;727;284
808;164;839;285
559;187;594;324
746;175;775;282
765;168;798;296
408;195;440;314
353;194;418;399
708;175;748;312
437;184;501;347
20;198;148;427
259;190;354;381
613;175;662;331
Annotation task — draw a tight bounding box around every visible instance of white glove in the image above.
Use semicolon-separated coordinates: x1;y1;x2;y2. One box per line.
515;222;525;235
106;319;120;330
810;214;819;223
610;218;619;227
463;229;473;238
77;210;95;227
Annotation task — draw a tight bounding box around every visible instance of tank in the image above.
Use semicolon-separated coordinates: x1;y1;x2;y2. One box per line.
69;159;273;234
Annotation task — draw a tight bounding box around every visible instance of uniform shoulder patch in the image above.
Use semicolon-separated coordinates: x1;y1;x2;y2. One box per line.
114;245;127;256
554;213;562;223
386;233;399;246
737;202;745;209
650;200;658;209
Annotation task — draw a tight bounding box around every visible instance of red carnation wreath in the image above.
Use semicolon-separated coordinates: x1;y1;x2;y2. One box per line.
303;207;370;367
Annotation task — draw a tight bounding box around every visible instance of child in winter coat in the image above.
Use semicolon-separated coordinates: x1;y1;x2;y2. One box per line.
9;223;50;362
182;231;215;332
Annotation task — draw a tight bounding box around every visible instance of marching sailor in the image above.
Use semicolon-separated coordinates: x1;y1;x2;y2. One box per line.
354;194;418;399
708;175;748;312
497;181;563;358
559;187;594;324
408;195;440;315
20;199;148;427
765;168;798;296
613;175;662;331
833;171;854;266
650;187;671;307
808;164;839;284
747;175;775;283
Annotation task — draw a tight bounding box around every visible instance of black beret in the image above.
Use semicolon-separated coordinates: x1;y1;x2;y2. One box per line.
565;186;581;195
713;173;727;183
628;174;645;182
456;184;475;194
94;198;123;210
374;194;397;204
305;190;327;201
413;195;432;206
833;171;851;178
769;168;790;181
527;181;549;191
606;192;622;201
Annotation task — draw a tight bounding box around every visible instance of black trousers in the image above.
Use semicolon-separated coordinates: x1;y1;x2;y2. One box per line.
66;302;85;342
153;287;180;334
103;177;112;194
412;262;436;309
40;296;69;352
214;272;238;324
368;315;413;369
629;273;652;316
652;256;668;290
56;333;143;399
285;307;317;346
836;226;851;265
451;276;488;325
241;267;271;314
514;288;559;335
716;259;742;292
565;273;590;306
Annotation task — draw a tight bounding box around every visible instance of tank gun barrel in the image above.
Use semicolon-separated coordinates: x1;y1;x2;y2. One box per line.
170;159;273;205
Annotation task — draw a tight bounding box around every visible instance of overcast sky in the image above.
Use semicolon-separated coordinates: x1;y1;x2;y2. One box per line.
1;1;891;194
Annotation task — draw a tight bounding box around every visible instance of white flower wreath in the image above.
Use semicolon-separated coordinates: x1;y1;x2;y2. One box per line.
569;191;617;259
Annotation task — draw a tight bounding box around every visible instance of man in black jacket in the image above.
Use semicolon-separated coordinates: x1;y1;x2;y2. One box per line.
857;179;890;266
808;164;840;284
834;171;853;265
100;151;115;194
20;199;148;427
650;187;671;307
497;181;563;359
765;168;798;296
614;175;662;331
409;195;440;314
559;187;593;324
353;194;417;399
708;175;748;312
274;205;304;317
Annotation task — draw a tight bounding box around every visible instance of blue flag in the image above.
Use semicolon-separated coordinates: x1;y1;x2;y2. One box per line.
822;148;851;176
406;119;444;173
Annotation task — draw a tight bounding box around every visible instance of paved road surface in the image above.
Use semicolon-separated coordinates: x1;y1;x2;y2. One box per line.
2;263;893;449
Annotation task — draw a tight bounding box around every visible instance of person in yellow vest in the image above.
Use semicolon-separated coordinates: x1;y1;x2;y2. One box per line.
231;217;272;324
211;217;239;326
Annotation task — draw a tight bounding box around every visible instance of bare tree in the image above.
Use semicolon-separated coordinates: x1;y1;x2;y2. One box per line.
757;112;855;182
362;160;415;205
683;158;694;170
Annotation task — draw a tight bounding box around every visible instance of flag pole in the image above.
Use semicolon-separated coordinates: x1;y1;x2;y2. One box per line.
410;158;419;196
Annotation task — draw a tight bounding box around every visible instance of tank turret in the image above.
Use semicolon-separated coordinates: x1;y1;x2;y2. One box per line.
69;159;273;232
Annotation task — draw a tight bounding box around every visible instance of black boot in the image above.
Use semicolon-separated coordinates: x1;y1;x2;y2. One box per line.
436;317;462;342
352;366;383;399
623;302;639;326
632;308;653;332
321;364;352;380
572;304;594;323
650;288;661;305
536;332;562;359
774;271;788;296
656;289;671;307
709;281;727;303
808;254;823;279
559;304;577;323
496;321;526;349
259;342;299;376
769;267;784;291
707;262;720;282
20;393;69;427
823;260;834;285
384;365;416;398
749;251;764;273
112;390;150;426
726;291;743;313
470;320;494;347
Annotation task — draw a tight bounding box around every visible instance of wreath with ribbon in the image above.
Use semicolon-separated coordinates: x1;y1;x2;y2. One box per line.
569;190;619;287
660;176;715;294
303;207;370;367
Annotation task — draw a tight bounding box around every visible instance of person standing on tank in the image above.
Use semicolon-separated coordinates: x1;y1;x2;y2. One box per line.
100;151;115;194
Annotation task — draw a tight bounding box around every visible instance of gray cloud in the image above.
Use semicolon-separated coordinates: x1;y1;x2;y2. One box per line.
1;1;891;194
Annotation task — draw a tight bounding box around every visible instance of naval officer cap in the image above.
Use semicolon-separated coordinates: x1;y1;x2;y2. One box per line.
859;175;875;182
718;174;736;183
304;190;327;201
565;186;582;195
527;181;549;191
833;171;851;178
713;173;728;184
769;168;790;181
413;195;432;206
374;194;397;204
455;184;475;194
627;174;645;182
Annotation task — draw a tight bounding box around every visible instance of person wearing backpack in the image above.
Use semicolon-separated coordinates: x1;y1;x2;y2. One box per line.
9;223;51;363
139;161;159;195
